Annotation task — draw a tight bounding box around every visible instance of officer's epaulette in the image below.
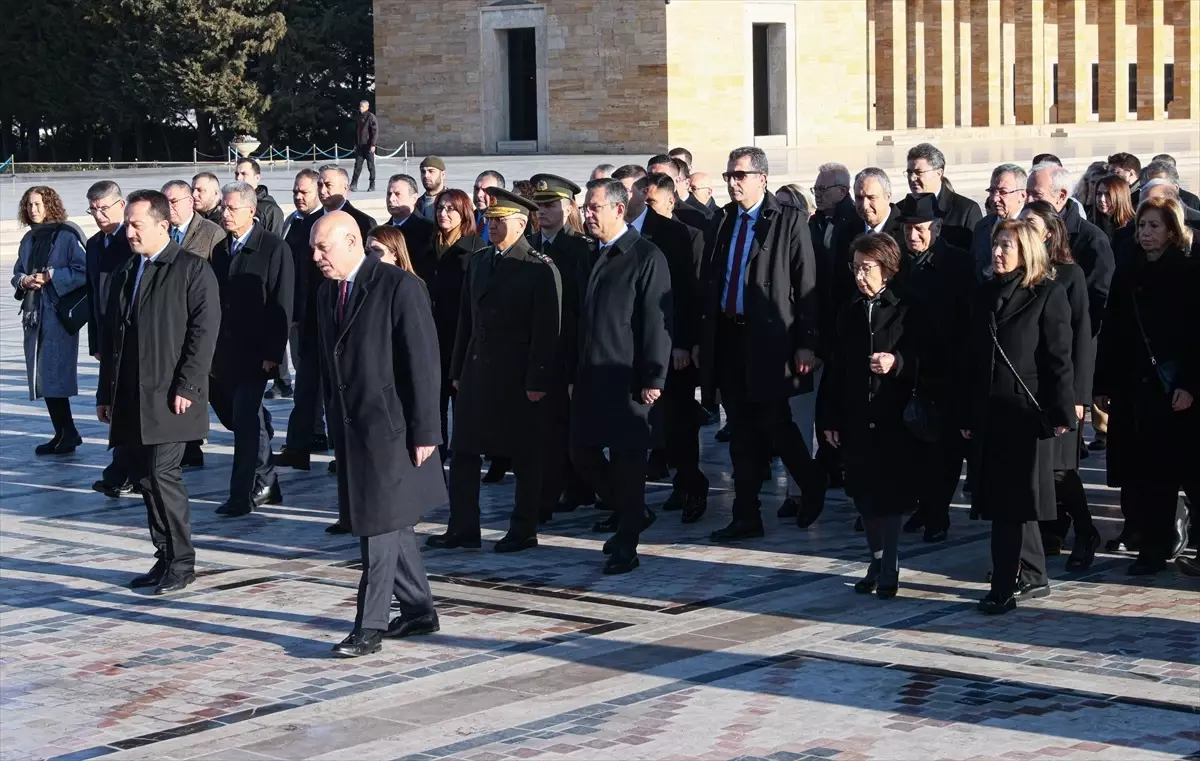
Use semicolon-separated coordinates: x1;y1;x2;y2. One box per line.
531;252;553;264
472;244;494;257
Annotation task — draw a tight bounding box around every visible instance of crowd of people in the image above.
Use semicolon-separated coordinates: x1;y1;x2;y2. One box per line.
12;137;1198;657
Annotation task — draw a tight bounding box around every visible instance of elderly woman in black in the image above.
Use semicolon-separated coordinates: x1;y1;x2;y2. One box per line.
962;220;1074;615
1094;197;1198;576
819;233;927;599
1019;202;1097;570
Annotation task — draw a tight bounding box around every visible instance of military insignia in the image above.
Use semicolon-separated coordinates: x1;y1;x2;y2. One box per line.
536;180;549;191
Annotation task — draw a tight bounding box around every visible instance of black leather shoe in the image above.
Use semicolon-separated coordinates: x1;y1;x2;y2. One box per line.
274;447;311;471
1065;530;1100;571
35;434;62;455
1087;437;1107;451
332;628;383;656
977;593;1016;615
130;560;167;589
386;612;439;638
601;510;657;552
309;434;330;452
367;184;376;193
1042;533;1064;557
555;493;595;513
592;512;618;533
1171;511;1190;559
494;534;538;553
264;380;294;400
425;532;482;549
1127;558;1167;576
876;585;898;600
328;460;338;474
216;500;253;517
714;424;732;443
1106;533;1139;553
776;497;800;519
854;561;880;594
680;494;707;524
794;501;824;529
481;458;509;483
325;521;350;535
1015;580;1050;599
153;571;195;595
662;489;686;511
603;550;640;575
902;514;925;533
252;482;283;508
710;518;765;542
51;431;82;455
94;479;133;497
923;527;948;543
645;454;670;482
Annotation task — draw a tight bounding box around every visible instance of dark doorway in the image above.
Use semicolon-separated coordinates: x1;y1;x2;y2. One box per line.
507;28;537;141
751;23;786;136
752;24;770;135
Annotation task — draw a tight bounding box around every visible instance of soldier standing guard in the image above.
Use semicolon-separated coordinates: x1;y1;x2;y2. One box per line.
427;189;563;553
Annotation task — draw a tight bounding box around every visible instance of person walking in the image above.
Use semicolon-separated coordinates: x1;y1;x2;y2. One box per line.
13;186;87;456
350;100;378;193
97;190;220;595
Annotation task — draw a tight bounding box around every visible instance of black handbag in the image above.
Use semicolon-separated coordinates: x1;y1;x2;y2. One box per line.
52;284;90;336
902;358;942;443
990;321;1057;440
1131;295;1181;395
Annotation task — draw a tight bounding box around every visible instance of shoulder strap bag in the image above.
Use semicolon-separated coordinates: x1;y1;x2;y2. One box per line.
989;320;1057;439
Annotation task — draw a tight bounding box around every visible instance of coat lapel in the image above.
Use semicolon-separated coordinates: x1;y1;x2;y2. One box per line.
995;285;1037;326
337;256;379;343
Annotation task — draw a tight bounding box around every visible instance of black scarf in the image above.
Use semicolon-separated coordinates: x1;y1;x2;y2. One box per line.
990;268;1025;315
17;223;68;327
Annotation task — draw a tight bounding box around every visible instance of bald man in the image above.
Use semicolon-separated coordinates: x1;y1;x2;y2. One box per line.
312;211;446;657
689;171;718;214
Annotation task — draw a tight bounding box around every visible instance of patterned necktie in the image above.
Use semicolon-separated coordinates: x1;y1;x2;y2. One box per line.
725;213;751;316
171;226;183;245
337;280;350;324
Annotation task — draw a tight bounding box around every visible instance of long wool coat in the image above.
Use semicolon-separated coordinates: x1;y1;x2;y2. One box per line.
12;224;87;400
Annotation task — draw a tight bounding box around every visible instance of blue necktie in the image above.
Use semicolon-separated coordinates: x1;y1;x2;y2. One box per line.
171;227;183;244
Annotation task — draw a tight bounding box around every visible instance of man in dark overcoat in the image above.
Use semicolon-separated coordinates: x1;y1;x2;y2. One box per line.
429;189;562;553
570;178;672;575
97;190;219;595
312;211;446;657
904;142;983;251
695;147;825;540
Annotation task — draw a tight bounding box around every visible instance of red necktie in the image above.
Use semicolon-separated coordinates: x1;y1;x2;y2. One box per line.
337;280;349;323
724;213;750;316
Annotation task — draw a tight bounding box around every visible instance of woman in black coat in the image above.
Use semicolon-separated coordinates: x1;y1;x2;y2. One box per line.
1020;203;1097;570
1094;197;1199;576
961;219;1075;615
818;233;927;599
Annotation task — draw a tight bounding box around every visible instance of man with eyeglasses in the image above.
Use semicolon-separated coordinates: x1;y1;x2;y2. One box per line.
85;181;138;498
472;170;505;244
161;180;225;261
696;146;825;540
809;162;859;346
971;164;1028;281
904;142;982;251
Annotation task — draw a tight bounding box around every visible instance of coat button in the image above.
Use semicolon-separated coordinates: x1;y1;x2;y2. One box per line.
335;347;343;356
344;417;351;425
339;383;346;391
868;422;876;429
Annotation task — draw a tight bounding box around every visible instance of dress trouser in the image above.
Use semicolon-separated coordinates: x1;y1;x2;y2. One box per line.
355;528;435;632
786;366;822;498
1124;481;1182;563
663;367;708;496
1042;469;1093;540
913;427;967;530
210;377;277;504
856;500;900;587
990;519;1047;599
284;327;326;449
448;450;543;538
539;386;583;514
133;441;194;574
715;316;825;518
571;445;646;554
350;147;377;188
102;444;136;486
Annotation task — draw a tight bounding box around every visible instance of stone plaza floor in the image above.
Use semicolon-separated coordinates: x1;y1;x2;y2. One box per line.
1;308;1198;761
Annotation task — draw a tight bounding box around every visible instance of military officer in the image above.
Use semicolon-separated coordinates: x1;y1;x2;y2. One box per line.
427;189;563;553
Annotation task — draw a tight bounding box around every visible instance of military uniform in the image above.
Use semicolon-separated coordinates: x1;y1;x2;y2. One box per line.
529;174;597;518
433;189;563;550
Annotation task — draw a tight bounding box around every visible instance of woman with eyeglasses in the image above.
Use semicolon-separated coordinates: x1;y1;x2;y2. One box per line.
818;233;930;599
13;186;88;455
1094;197;1198;575
1019;202;1098;570
961;220;1074;615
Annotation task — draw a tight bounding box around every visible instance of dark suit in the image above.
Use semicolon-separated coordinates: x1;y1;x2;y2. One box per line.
930;187;983;252
316;255;446;631
697;194;825;521
87;227;137;487
673;199;712;235
448;237;562;539
569;228;672;556
393;214;437;283
283;209;327;450
98;242;219;575
330;201;377;240
209;225;294;507
970;214;999;282
254;187;286;236
809;195;860;358
685;193;715;220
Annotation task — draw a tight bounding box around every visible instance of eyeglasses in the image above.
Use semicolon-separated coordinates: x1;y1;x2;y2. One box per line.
722;171;765;182
87;199;124;217
436;206;458;216
812;184;846;194
847;262;881;275
986;187;1024;197
222;205;252;214
905;167;938;178
583;202;617;213
692;186;712;193
165;196;192;206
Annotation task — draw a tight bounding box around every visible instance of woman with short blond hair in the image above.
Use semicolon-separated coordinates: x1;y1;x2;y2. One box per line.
961;219;1075;614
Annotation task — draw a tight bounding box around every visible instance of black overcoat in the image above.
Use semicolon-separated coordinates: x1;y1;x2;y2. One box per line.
86;227;134;357
569;228;672;449
1060;201;1115;337
317;255;447;537
536;228;591;390
209;224;294;383
430;233;484;383
98;243;220;446
1050;262;1093;471
933;187;983;251
1093;246;1199;486
397;214;437;283
449;236;562;456
339;201;378;240
960;273;1075;522
696;193;819;401
816;288;925;512
284;209;321;340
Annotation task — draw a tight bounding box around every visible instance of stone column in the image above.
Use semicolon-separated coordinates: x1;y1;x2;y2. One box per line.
1136;0;1165;120
875;0;908;130
1057;0;1089;123
1098;0;1130;121
1015;0;1046;124
906;0;926;129
957;0;972;127
1168;0;1200;119
971;0;1002;126
924;0;955;127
